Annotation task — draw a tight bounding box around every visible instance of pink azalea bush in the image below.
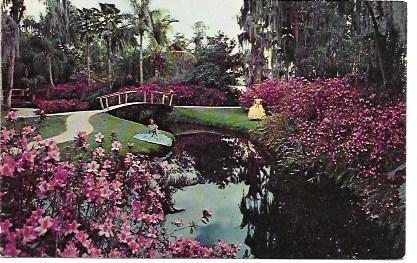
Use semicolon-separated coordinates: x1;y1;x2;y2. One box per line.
120;84;227;106
38;82;99;100
0;116;239;258
241;78;405;221
32;99;89;113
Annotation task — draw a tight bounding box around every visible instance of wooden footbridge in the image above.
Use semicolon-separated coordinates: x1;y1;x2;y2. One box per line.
97;90;174;111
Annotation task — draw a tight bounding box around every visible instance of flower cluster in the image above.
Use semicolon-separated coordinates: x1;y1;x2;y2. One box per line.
32;99;89;113
120;84;227;106
241;78;406;221
38;82;99;100
0;119;239;258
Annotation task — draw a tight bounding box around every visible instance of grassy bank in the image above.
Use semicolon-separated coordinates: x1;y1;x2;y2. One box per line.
1;111;67;139
83;113;174;155
169;107;259;133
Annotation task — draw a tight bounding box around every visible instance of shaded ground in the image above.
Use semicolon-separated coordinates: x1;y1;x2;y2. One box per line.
169;108;258;133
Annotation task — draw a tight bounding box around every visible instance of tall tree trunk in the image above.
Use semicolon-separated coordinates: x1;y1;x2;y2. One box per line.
365;1;387;88
6;48;17;107
107;47;112;89
86;39;91;84
139;33;144;85
48;56;54;97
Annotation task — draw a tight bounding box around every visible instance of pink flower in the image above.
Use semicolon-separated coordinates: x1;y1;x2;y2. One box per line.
45;139;60;161
98;222;113;237
58;242;79;257
53;167;70;187
128;240;140;255
63;220;81;236
5;111;17;121
117;228;133;243
22;126;35;136
18;225;37;244
35;216;55;236
3;242;21;256
95;133;104;143
86;161;99;173
75;231;89;244
99;185;112;198
111;141;122;151
99;169;108;177
93;147;105;158
0;155;16;177
0;220;13;235
103;159;111;169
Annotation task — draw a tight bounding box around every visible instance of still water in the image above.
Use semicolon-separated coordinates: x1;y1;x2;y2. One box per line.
158;129;402;259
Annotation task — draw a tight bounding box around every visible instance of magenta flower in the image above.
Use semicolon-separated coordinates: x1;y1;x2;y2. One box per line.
0;220;13;235
98;222;113;237
18;225;37;244
0;155;16;177
5;111;17;121
58;242;79;257
63;220;81;236
35;216;55;236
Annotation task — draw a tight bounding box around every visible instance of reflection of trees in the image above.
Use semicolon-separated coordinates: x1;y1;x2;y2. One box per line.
169;133;267;189
240;166;404;259
167;132;403;258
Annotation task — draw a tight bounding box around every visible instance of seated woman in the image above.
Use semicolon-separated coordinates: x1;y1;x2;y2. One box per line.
148;118;159;137
248;98;266;120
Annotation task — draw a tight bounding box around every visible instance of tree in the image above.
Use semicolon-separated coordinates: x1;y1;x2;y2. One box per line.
130;0;151;85
238;0;407;96
1;14;20;107
147;9;178;77
96;3;132;88
187;32;243;90
71;7;101;84
30;36;66;95
192;21;209;52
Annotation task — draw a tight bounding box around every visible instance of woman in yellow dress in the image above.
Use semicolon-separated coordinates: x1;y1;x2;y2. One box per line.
248;98;266;120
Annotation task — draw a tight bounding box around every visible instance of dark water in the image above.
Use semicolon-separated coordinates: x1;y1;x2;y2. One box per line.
161;130;404;259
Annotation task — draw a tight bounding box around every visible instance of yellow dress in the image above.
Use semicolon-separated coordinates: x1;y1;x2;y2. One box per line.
248;99;266;120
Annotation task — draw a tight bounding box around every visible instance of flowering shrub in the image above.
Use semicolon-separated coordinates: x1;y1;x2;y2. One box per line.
33;99;89;114
120;84;227;106
0;116;239;258
242;78;406;222
38;82;99;100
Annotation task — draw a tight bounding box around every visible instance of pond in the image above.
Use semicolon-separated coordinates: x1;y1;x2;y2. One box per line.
159;126;404;259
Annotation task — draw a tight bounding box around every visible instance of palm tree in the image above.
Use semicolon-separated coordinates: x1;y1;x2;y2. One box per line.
31;37;66;96
147;9;178;77
1;14;20;107
71;8;101;84
130;0;151;85
96;3;133;88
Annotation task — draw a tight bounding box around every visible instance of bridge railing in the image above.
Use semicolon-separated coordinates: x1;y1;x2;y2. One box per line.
97;90;174;110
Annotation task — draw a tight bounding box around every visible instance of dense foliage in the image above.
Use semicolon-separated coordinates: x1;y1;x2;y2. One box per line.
121;84;229;106
186;32;244;90
239;0;407;97
241;78;405;227
0;113;240;257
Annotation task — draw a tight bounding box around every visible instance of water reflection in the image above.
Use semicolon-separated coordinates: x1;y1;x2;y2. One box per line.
164;132;404;259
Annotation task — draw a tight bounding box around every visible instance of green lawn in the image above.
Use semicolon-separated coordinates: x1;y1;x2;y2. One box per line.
83;113;174;155
38;116;68;139
169;107;259;133
1;110;67;139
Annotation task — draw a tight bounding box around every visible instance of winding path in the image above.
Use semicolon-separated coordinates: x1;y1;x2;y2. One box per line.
13;105;245;144
42;111;100;144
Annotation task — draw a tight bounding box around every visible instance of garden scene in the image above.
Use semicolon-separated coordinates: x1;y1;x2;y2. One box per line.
0;0;406;259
